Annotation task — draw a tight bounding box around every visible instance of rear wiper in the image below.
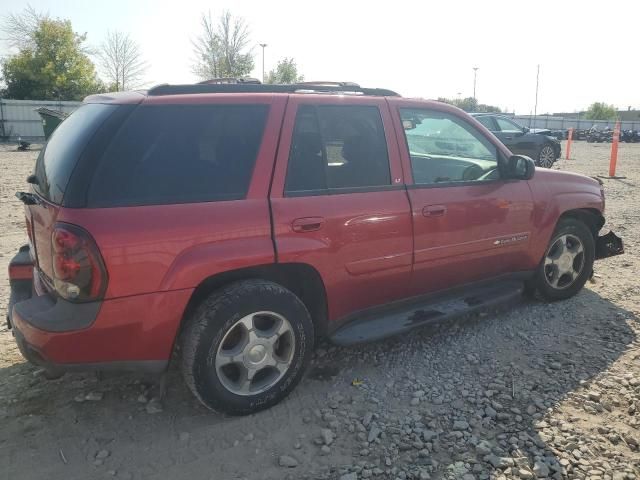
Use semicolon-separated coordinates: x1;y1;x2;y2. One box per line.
15;191;44;206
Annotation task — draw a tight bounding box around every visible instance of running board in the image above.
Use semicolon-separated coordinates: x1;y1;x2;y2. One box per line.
329;280;524;346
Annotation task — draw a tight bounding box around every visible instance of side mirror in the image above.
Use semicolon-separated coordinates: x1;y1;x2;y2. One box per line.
503;155;535;180
522;126;530;133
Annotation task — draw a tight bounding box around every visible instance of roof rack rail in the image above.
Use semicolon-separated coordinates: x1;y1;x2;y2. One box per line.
147;82;400;97
197;77;261;85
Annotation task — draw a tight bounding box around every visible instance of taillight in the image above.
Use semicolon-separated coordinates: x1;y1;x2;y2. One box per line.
51;223;107;302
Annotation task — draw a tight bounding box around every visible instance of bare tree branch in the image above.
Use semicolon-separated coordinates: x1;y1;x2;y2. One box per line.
98;31;147;91
191;10;254;81
1;5;49;51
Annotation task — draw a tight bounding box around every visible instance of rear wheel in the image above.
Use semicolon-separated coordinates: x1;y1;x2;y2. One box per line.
532;218;595;301
537;143;556;168
181;280;314;415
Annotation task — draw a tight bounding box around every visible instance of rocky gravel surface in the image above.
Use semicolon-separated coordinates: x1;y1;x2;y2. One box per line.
0;141;639;479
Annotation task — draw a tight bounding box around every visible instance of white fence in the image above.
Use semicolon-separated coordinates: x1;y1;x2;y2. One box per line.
0;99;82;141
512;115;640;131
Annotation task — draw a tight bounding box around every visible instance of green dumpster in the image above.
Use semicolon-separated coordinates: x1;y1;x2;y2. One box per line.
35;107;69;140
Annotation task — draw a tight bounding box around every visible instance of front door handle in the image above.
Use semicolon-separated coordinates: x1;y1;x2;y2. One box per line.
422;205;447;217
292;217;324;233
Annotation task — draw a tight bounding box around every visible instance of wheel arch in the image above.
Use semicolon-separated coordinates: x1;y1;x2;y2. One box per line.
558;207;605;239
177;263;329;340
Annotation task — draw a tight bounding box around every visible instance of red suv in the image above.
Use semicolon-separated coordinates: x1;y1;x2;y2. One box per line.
7;81;623;415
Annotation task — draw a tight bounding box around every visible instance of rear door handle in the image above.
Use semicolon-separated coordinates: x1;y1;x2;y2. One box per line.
422;205;447;217
292;217;324;232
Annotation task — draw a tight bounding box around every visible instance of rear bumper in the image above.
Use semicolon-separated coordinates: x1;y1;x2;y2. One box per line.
7;245;192;374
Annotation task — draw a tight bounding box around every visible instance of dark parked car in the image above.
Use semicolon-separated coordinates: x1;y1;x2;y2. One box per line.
471;113;561;168
621;129;640;142
8;81;623;415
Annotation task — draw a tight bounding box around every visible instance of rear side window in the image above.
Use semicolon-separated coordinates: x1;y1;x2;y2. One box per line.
87;104;268;207
34;104;117;204
285;105;391;194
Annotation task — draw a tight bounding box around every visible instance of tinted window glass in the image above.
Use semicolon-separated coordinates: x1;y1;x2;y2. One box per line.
400;109;499;185
495;117;522;133
475;115;496;130
34;104;117;204
285;105;390;194
87;105;268;207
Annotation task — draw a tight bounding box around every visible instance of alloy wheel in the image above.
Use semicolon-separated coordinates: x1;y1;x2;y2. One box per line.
543;234;585;290
215;311;295;396
539;145;555;168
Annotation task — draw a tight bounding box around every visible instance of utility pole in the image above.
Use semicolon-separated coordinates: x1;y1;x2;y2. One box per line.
259;43;267;83
472;67;479;101
533;64;540;130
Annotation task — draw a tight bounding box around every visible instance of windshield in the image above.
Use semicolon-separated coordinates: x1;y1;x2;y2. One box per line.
33;103;117;204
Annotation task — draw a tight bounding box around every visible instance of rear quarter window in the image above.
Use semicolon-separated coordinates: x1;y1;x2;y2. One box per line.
33;104;117;204
86;104;268;207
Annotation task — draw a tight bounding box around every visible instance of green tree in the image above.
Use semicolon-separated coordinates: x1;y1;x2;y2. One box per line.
437;96;501;113
585;102;617;120
1;16;103;100
265;58;304;84
191;11;254;80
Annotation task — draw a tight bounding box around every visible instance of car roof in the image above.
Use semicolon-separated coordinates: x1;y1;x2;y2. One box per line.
84;80;400;105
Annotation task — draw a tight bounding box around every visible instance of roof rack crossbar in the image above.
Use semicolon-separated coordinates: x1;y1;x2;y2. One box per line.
147;83;399;97
197;77;261;85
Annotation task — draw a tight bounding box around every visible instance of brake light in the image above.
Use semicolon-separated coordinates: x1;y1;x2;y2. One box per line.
51;223;107;302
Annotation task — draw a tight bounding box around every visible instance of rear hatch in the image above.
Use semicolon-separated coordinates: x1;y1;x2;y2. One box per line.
26;103;119;288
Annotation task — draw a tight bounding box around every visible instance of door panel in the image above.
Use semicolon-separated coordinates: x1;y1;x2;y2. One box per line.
272;192;413;321
270;95;413;324
390;100;535;296
408;182;534;294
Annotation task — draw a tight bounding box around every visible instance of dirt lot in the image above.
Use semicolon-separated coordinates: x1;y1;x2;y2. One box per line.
0;141;638;480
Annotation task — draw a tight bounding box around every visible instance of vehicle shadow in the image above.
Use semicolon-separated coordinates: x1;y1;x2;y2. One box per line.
0;287;637;479
308;287;639;478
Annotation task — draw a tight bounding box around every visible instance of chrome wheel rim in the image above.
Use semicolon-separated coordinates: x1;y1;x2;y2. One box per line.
539;145;555;167
543;234;585;290
215;311;295;396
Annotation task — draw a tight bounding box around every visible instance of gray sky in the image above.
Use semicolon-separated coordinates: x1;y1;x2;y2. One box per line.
2;0;639;114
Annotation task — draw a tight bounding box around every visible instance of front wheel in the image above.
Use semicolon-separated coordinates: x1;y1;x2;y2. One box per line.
180;280;314;415
531;218;595;301
537;144;556;168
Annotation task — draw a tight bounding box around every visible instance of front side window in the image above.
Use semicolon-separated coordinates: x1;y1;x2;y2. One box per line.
285;105;391;194
87;104;268;207
400;109;499;185
495;117;523;133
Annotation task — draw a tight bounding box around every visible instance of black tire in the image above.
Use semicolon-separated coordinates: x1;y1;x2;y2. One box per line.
180;279;314;415
537;143;556;168
532;218;595;302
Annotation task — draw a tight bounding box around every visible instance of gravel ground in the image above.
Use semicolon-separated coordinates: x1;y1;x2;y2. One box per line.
0;141;638;480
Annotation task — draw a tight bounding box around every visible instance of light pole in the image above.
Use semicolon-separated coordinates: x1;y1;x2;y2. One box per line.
533;64;540;130
472;67;479;101
259;43;267;83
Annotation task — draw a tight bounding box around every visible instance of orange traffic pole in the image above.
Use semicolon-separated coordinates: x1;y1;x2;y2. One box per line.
565;128;573;160
609;121;620;177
